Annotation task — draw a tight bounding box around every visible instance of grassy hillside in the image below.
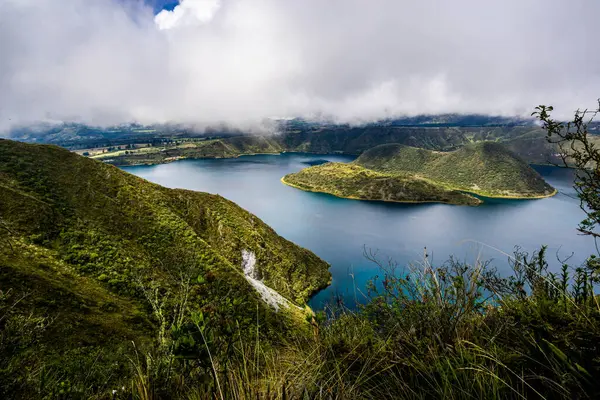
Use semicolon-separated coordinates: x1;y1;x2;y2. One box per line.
282;142;554;204
279;125;567;161
0;139;328;397
92;136;284;166
282;163;481;205
356;142;556;198
80;126;568;167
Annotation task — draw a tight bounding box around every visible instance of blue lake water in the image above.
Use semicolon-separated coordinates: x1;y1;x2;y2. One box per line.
123;154;596;309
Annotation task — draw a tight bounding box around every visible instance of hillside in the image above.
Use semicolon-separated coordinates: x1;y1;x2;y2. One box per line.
91;136;285;166
0;139;328;397
19;119;599;168
68;125;570;167
356;142;556;198
282;163;481;205
282;142;555;204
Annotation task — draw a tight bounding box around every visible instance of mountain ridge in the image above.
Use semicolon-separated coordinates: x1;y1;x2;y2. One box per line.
0;139;329;395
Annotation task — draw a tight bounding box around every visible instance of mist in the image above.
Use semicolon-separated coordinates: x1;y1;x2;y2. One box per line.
1;0;599;132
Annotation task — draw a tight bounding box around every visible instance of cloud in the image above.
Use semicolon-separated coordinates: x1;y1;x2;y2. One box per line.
155;0;221;30
1;0;599;132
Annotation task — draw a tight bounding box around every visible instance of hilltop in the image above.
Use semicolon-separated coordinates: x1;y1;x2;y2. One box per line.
283;142;555;204
0;139;329;397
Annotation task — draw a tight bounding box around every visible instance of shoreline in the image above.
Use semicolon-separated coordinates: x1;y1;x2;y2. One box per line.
469;188;557;200
107;149;559;202
97;148;561;176
280;176;481;206
105;151;284;167
281;176;557;204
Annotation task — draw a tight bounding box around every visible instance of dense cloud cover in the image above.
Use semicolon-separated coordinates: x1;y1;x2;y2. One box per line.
1;0;599;131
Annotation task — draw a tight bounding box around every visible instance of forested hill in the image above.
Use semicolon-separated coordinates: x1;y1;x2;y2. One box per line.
355;142;556;198
0;139;329;396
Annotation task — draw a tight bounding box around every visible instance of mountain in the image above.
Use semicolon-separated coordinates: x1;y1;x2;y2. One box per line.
9;117;574;168
380;114;536;127
0;139;328;396
282;142;555;204
72;125;554;167
9;115;534;144
13;117;595;171
9;119;565;166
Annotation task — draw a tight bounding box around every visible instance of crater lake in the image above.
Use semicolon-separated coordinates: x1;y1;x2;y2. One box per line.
123;153;596;309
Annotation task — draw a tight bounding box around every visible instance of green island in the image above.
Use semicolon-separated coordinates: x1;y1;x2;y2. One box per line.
282;163;482;205
283;142;556;205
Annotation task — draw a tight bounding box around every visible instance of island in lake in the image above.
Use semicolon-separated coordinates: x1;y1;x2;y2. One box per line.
282;142;557;205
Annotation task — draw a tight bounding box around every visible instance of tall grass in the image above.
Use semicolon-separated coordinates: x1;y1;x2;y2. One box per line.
124;246;600;399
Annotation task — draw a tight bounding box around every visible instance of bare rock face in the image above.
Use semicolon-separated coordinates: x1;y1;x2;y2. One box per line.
241;249;259;279
241;249;296;312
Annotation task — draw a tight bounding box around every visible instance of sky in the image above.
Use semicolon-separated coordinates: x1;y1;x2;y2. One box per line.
1;0;599;132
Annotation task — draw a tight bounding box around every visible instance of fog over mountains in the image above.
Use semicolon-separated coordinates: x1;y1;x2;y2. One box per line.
1;0;599;132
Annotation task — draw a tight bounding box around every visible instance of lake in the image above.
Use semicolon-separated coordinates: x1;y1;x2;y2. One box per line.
123;153;596;309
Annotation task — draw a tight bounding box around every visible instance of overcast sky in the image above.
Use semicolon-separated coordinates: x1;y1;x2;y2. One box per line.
1;0;599;131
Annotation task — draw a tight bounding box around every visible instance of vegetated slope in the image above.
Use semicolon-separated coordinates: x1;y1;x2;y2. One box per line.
503;130;559;165
0;139;328;396
96;136;284;166
0;139;328;302
282;125;600;166
88;126;565;167
279;125;551;156
282;163;480;206
280;126;473;154
355;142;556;198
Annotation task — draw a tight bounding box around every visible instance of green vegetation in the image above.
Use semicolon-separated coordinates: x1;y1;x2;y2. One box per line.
3;103;600;399
283;246;600;399
280;124;574;165
283;142;555;204
0;139;329;398
78;125;572;167
534;102;600;237
355;142;556;198
92;136;284;166
282;162;481;205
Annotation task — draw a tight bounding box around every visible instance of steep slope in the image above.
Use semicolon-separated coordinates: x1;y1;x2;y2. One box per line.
355;142;556;198
282;163;480;205
279;126;548;156
0;139;328;396
0;139;328;303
